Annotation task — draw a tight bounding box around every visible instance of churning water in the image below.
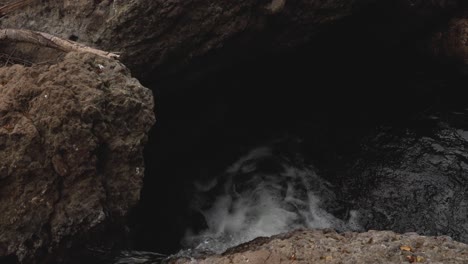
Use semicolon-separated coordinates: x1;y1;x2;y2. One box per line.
180;145;362;255
115;121;468;264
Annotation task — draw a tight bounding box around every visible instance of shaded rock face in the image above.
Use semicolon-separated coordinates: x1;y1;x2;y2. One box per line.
430;18;468;64
346;120;468;244
172;229;468;264
0;0;464;82
0;52;155;263
0;0;360;81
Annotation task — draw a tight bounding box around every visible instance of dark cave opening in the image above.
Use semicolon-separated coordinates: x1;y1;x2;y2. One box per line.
129;4;467;255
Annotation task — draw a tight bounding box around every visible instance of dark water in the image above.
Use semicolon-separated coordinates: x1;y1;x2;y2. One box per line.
115;140;363;263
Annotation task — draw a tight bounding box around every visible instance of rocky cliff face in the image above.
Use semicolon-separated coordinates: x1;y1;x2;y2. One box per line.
0;51;155;263
0;0;361;81
1;0;468;263
1;0;465;82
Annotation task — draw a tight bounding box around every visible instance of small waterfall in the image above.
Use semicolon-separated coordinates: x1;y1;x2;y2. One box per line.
181;145;362;255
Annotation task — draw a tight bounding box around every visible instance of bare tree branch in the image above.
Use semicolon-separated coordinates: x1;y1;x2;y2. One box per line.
0;28;120;59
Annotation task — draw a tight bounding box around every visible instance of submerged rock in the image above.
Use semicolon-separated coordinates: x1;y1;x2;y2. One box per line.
0;51;155;263
170;229;468;264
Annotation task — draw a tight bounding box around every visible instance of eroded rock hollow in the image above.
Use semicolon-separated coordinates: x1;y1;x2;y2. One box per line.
1;0;468;263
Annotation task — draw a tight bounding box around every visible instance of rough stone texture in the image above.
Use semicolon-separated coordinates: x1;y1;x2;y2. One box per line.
0;0;358;80
0;0;464;81
345;119;468;245
0;51;155;262
430;18;468;64
170;229;468;264
1;1;466;263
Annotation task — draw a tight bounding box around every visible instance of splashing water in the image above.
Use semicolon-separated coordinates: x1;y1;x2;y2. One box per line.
182;146;362;255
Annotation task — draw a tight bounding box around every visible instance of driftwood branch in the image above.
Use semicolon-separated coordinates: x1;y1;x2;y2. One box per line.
0;28;120;59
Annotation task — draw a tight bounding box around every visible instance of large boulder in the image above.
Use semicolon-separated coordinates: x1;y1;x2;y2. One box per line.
0;51;155;263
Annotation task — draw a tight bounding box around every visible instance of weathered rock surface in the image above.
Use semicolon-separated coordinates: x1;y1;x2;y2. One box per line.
346;118;468;244
430;17;468;64
1;0;464;81
1;1;466;263
0;0;359;80
0;51;155;263
170;229;468;264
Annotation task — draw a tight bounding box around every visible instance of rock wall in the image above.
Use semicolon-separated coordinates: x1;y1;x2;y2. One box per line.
1;0;464;82
0;0;360;80
0;51;155;263
430;18;468;64
346;119;468;244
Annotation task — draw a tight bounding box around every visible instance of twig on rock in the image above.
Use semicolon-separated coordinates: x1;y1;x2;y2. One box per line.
0;28;120;59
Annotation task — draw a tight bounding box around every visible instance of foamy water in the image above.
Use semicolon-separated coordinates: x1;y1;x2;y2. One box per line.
181;146;362;254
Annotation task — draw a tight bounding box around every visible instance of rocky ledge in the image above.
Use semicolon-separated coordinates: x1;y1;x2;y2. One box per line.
170;229;468;264
0;51;155;263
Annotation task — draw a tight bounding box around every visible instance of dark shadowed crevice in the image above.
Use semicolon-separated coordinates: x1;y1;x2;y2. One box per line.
129;3;467;255
133;11;466;253
0;255;19;264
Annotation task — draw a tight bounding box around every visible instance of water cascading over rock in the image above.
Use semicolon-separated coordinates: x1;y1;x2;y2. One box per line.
181;143;361;255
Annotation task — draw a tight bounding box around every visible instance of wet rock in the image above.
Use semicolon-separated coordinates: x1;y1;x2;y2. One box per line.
346;121;468;244
170;229;468;264
0;52;155;263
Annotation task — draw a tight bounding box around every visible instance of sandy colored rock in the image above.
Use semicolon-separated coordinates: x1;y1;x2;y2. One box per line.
0;52;155;263
171;229;468;264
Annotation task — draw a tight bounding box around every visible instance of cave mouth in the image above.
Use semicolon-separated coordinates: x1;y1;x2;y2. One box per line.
129;6;467;256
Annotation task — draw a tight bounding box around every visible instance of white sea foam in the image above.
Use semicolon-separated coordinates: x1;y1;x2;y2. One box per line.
182;146;361;254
